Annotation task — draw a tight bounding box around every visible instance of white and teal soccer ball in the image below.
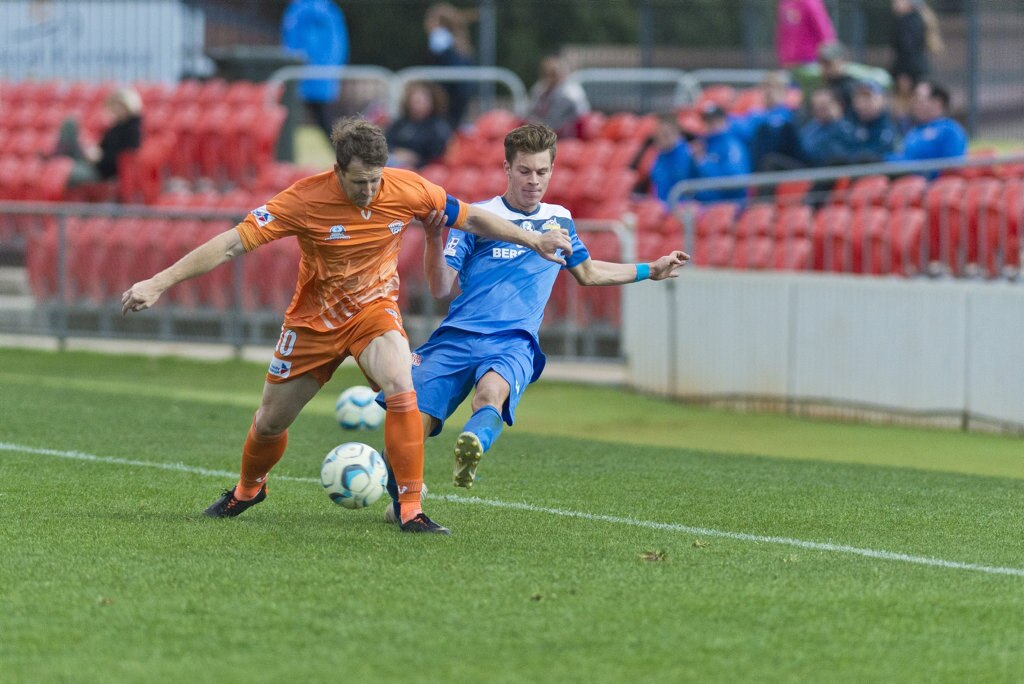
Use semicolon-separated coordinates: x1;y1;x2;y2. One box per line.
320;442;387;509
334;385;385;430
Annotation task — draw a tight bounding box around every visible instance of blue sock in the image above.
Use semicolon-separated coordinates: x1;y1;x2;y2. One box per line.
463;405;504;453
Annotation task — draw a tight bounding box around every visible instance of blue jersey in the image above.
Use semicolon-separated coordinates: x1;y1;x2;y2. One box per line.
439;196;591;344
887;117;967;162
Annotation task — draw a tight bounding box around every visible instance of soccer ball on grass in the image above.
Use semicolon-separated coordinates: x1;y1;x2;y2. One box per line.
334;385;385;430
320;442;388;509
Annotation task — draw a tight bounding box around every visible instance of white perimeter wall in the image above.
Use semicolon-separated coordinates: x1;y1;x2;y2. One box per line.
622;271;1024;428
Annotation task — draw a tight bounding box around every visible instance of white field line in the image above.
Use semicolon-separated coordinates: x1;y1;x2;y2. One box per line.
4;441;1023;579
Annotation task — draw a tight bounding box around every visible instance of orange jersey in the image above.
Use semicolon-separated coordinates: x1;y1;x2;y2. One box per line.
236;167;468;331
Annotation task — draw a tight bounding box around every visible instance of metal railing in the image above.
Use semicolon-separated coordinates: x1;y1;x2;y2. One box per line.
0;202;634;359
666;153;1024;281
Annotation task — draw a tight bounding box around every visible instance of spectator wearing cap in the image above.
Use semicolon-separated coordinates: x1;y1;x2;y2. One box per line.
848;79;899;161
775;0;836;68
691;103;750;203
648;113;695;204
886;80;966;163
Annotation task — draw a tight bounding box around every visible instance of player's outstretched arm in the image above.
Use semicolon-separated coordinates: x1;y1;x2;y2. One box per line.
121;228;246;315
463;205;572;265
568;250;689;286
421;209;460;300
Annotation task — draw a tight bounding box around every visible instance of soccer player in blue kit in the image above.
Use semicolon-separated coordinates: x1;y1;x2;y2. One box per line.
381;123;688;522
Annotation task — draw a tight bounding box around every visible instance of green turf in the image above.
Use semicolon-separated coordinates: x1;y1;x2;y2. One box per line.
2;348;1023;681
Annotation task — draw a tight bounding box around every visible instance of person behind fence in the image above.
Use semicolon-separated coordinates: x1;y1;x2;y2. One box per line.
374;122;688;510
775;0;836;68
54;87;143;189
386;81;453;169
890;0;944;124
119;117;572;535
886;80;966;164
527;54;591;138
647;113;695;204
690;103;751;203
847;79;899;162
282;0;349;141
739;71;802;172
798;88;858;168
424;2;476;130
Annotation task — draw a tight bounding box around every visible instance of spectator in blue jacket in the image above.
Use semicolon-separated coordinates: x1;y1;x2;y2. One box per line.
887;80;967;162
742;71;802;171
799;88;858;166
848;79;899;161
282;0;349;140
692;104;751;203
648;113;695;204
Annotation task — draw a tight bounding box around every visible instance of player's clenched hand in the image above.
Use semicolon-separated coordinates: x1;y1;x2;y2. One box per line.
421;209;446;240
121;279;163;315
535;228;573;265
650;250;690;280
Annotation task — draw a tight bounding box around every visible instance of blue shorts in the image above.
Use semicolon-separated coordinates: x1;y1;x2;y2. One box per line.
398;327;544;436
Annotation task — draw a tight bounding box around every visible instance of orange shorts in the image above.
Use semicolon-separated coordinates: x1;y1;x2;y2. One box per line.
266;300;407;386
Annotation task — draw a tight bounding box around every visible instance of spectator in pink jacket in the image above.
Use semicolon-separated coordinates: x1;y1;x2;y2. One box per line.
775;0;837;67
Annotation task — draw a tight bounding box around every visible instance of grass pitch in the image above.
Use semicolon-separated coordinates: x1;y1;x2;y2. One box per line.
2;349;1023;681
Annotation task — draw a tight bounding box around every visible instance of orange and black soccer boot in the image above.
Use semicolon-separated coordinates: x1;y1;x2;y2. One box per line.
399;512;451;535
204;484;267;518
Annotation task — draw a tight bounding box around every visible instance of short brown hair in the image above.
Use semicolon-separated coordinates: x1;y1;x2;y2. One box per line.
330;117;389;169
503;123;557;165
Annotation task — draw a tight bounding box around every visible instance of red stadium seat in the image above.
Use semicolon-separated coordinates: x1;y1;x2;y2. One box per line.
543;165;576;210
695;202;738;238
774;179;813;207
587;197;631;222
692;233;735;267
735;203;775;239
888;207;926;277
600;112;644;142
473;109;522;140
772;237;813;271
418;163;450;188
923;176;967;272
961;178;1011;277
554;138;587;169
773;205;812;240
731;88;766;115
574;111;607;140
885;175;927;211
695;84;736;111
812;205;853;272
850;206;889;274
731;236;774;270
844;174;889;210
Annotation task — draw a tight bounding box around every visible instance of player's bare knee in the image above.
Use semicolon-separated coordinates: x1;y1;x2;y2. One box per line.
252;408;290;437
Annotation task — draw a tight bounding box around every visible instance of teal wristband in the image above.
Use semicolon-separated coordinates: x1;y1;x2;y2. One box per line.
634;263;651;282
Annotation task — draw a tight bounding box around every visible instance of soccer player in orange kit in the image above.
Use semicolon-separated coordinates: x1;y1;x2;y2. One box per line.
121;117;571;534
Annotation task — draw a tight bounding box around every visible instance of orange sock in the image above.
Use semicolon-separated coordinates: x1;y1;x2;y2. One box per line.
384;390;424;523
236;421;287;500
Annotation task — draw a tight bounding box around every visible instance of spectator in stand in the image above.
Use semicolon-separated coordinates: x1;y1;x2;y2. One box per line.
816;42;860;117
54;87;143;188
424;2;476;130
648;113;694;204
799;88;858;167
691;104;750;203
527;54;590;138
739;71;802;172
775;0;836;68
886;80;966;163
282;0;349;141
386;81;453;169
890;0;945;125
848;79;899;162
